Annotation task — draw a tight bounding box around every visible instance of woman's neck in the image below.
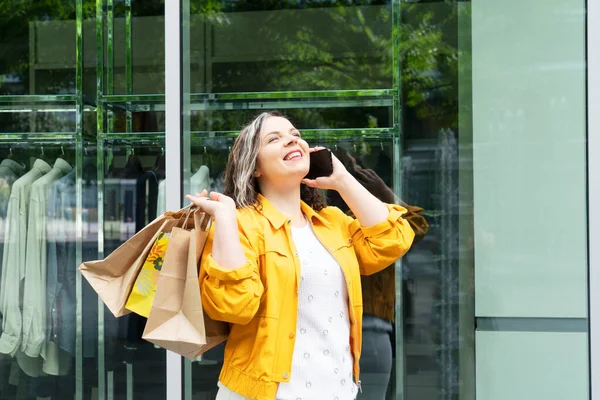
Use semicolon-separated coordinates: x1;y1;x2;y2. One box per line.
260;184;305;227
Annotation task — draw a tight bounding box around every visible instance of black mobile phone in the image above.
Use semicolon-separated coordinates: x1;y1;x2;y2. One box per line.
305;148;333;179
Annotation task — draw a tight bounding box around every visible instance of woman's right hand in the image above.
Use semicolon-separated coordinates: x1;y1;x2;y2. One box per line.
185;190;236;220
187;190;246;271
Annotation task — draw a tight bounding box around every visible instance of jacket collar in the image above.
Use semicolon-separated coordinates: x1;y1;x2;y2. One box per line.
0;159;26;175
33;159;52;174
257;193;330;230
52;157;73;175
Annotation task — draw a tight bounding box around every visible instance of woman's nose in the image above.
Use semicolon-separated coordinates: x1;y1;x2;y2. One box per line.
285;135;298;146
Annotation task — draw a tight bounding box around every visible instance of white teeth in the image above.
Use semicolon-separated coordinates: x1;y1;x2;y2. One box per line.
285;151;301;161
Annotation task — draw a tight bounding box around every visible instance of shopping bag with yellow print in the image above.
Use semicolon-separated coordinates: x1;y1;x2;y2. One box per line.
79;205;195;317
125;231;171;317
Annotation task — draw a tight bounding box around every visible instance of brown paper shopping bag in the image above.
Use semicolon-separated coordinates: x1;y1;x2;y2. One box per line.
79;207;194;317
142;209;229;359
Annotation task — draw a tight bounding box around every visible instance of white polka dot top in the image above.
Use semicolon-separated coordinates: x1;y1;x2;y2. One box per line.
275;221;357;400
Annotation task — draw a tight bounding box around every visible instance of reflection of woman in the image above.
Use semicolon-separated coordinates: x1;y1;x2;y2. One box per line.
186;112;415;400
328;148;429;400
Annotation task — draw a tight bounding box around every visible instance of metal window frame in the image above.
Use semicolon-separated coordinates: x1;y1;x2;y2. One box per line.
165;0;183;399
588;0;600;397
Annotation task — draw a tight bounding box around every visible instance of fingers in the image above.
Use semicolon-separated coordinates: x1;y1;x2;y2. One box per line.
354;168;370;181
209;191;221;201
301;178;318;187
364;169;378;179
309;146;326;153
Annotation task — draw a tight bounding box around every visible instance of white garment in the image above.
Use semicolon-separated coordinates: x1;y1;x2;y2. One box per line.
156;165;210;216
157;179;166;216
190;165;211;195
20;158;72;379
21;158;72;360
0;159;52;376
218;221;356;400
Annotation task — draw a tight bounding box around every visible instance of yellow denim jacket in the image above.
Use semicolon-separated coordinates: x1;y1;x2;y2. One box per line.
199;194;415;400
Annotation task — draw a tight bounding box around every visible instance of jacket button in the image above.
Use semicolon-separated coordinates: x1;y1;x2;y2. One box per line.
348;238;352;243
283;373;289;379
289;332;295;338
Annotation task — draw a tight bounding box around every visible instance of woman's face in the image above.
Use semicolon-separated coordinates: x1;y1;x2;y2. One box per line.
254;116;310;187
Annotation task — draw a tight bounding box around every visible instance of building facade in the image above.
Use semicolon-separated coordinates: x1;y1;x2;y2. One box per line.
0;0;597;399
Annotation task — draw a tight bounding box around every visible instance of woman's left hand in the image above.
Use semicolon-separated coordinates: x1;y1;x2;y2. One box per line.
301;147;352;192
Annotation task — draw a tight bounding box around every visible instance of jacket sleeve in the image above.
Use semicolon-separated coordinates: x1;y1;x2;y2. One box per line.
21;185;46;357
342;203;415;276
0;189;25;356
199;218;264;325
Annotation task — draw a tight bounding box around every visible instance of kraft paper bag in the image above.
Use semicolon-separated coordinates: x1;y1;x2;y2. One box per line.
125;231;171;317
142;210;229;359
79;207;193;317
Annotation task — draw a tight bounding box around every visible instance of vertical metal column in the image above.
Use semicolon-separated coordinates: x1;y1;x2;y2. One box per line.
125;0;133;133
124;2;134;399
181;0;194;396
588;0;600;397
106;0;114;132
95;0;107;398
391;0;405;398
75;0;84;398
165;0;183;398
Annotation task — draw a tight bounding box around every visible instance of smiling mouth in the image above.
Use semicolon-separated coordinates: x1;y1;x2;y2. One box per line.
284;151;303;161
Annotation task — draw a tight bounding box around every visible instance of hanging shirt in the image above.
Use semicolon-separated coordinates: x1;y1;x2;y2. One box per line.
190;165;211;196
156;179;166;216
0;159;26;301
0;159;52;361
21;158;72;376
46;169;99;362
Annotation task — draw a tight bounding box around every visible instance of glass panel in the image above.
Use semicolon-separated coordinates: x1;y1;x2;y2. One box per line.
0;0;90;398
189;1;393;93
99;137;167;400
0;142;82;398
0;109;77;133
96;0;168;398
110;0;165;95
0;2;77;95
190;108;393;131
401;1;588;400
105;110;165;133
182;1;401;398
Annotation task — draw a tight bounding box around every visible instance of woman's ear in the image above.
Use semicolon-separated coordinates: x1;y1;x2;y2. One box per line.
253;170;261;178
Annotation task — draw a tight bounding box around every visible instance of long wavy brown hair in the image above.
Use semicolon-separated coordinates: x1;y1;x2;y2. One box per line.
223;111;326;211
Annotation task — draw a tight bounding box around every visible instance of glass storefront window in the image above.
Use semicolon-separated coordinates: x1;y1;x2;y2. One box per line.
0;0;591;399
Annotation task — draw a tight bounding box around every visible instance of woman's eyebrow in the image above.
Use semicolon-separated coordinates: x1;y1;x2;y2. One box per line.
265;128;297;137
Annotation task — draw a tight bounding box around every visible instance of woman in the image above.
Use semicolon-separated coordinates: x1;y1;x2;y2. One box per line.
186;112;415;400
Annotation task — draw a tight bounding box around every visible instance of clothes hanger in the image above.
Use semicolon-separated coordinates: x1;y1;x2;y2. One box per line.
39;145;52;163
